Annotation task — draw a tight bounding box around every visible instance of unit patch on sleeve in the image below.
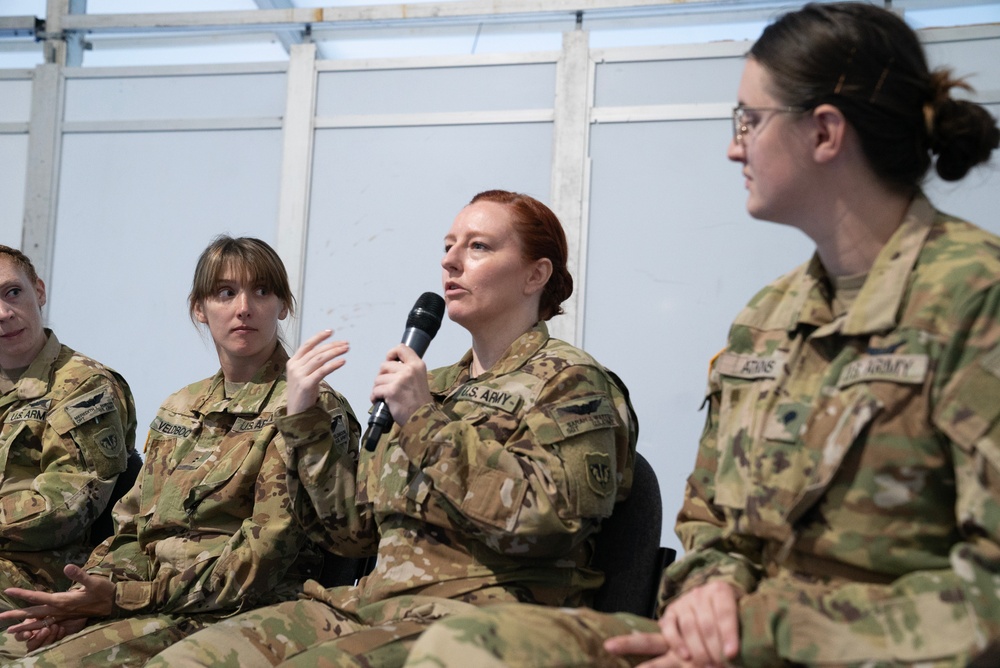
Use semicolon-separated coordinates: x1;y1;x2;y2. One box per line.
331;413;350;450
550;395;618;438
96;425;125;459
64;388;117;426
585;452;614;497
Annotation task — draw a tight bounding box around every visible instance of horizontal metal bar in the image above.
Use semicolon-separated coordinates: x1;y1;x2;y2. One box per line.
43;0;862;34
62;117;283;133
0;122;30;134
590;101;730;123
314;108;554;128
0;16;40;37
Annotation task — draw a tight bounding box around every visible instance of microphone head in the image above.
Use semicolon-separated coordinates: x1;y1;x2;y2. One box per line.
406;292;446;337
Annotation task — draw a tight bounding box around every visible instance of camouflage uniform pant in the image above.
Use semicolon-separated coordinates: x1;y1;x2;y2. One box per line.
0;611;217;667
148;594;504;668
399;588;987;668
403;604;654;668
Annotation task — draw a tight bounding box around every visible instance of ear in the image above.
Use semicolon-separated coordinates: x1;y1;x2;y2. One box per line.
278;305;289;321
524;258;553;297
34;278;46;308
193;301;208;324
811;104;848;164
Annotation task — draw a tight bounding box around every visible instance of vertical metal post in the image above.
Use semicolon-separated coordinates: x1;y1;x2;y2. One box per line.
549;27;591;346
276;42;318;348
21;63;64;321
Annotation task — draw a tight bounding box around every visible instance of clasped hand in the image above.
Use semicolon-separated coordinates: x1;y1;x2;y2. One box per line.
0;563;115;651
604;581;740;668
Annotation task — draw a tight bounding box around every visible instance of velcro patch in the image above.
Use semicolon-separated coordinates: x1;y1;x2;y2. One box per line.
585;452;614;497
331;413;349;450
64;388;117;426
8;399;50;423
233;415;274;433
550;395;617;438
716;352;784;380
836;354;928;388
453;383;522;413
150;416;193;438
95;425;125;459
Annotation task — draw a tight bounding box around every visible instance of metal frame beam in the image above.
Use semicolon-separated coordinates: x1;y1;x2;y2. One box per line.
253;0;308;54
49;0;996;35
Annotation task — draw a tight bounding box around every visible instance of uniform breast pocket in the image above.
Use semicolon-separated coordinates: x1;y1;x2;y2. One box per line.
0;421;46;522
182;431;262;514
713;374;781;510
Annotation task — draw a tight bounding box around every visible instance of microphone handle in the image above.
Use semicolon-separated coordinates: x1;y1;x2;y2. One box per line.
363;327;435;452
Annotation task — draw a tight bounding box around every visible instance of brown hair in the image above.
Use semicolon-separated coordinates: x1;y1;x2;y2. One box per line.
188;236;294;323
469;190;573;321
750;2;998;193
0;245;40;285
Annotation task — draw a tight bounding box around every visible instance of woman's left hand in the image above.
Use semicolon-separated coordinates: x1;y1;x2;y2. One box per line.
286;330;350;415
370;344;433;426
12;616;87;651
0;564;115;631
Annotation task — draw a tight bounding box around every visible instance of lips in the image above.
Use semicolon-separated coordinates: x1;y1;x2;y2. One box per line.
444;281;465;297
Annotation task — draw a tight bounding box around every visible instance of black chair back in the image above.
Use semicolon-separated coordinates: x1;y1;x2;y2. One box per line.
90;448;143;544
591;452;674;618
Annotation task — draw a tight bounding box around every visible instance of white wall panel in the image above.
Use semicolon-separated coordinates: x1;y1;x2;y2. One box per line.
300;122;553;425
0;136;28;244
316;62;557;115
47;129;283;442
63;69;287;122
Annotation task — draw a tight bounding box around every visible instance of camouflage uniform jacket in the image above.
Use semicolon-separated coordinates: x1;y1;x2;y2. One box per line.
664;195;1000;663
0;330;136;592
84;345;360;617
326;322;637;610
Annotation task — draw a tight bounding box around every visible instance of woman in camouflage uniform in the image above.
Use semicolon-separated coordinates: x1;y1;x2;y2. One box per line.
0;246;137;657
0;236;365;666
148;190;639;667
398;4;1000;668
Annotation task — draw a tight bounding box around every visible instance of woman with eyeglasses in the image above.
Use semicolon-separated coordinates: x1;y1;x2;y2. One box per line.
397;4;1000;667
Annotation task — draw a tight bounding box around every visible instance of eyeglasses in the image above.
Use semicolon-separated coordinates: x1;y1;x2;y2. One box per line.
732;105;806;144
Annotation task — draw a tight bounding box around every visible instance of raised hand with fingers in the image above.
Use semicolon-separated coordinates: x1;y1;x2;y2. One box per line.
286;330;350;416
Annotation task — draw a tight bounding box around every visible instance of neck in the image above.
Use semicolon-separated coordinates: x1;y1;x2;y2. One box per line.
800;169;912;277
218;341;277;383
468;310;538;376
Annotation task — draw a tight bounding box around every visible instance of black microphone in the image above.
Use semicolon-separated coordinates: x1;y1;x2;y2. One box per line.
364;292;446;452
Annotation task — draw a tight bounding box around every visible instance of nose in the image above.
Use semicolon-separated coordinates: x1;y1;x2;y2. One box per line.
441;246;460;273
727;136;745;163
0;302;11;320
236;291;251;318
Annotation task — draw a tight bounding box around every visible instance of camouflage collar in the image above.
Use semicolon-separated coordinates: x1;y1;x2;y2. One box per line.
774;194;934;336
195;344;289;415
840;194;934;335
429;322;550;395
3;330;61;400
